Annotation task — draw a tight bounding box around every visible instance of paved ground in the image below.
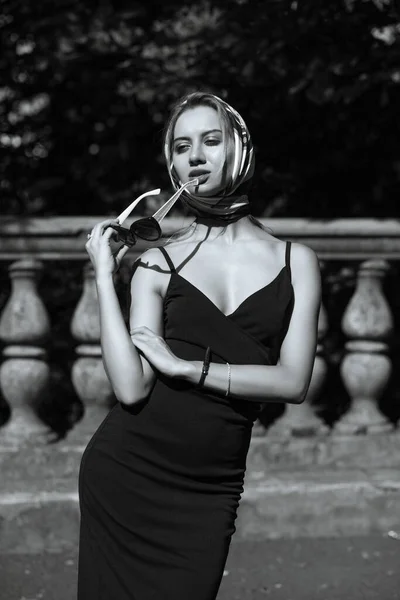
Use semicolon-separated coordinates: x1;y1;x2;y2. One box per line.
1;535;399;600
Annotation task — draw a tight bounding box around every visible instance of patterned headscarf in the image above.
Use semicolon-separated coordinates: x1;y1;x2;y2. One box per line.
164;93;255;224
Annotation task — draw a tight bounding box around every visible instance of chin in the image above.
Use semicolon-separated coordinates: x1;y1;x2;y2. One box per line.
194;182;223;197
202;187;225;197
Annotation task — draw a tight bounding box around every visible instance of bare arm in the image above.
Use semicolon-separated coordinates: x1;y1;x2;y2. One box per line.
180;243;322;404
97;248;164;405
127;249;165;400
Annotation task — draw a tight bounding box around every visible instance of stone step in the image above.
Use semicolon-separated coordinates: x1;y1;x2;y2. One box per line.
0;489;80;553
1;432;400;552
246;431;400;470
1;467;399;553
236;468;400;540
2;431;400;484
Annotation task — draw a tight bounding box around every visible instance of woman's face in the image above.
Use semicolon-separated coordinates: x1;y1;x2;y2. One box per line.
172;105;232;196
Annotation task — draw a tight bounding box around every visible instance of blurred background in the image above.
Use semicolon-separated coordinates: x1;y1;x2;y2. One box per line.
1;0;400;220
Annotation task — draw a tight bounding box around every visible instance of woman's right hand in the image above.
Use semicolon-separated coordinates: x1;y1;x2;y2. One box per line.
85;219;130;279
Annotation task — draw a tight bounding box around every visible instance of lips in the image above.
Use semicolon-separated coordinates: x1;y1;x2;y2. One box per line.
195;174;209;185
188;169;210;178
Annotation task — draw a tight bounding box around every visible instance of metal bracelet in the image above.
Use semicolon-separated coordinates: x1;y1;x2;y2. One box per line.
225;362;231;397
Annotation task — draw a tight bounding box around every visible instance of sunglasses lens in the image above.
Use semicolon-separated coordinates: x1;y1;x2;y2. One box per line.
130;218;161;241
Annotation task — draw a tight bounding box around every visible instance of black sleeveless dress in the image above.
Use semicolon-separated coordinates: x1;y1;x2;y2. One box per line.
78;241;294;600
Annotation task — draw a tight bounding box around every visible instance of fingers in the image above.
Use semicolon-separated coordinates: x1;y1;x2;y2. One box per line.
88;219;120;242
102;225;131;263
130;326;148;335
94;219;121;237
103;225;120;241
115;243;131;262
85;218;132;272
130;326;158;337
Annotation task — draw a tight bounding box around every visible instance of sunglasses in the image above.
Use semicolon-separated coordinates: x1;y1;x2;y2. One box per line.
109;179;199;248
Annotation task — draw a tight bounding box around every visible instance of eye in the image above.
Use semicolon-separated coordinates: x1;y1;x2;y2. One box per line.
205;138;221;146
174;143;190;154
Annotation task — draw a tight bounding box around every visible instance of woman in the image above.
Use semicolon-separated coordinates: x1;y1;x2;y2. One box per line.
79;92;321;600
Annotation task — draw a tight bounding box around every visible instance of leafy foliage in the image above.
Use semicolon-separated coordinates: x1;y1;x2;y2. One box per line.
1;0;399;217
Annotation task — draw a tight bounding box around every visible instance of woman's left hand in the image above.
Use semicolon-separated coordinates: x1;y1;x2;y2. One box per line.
130;326;185;379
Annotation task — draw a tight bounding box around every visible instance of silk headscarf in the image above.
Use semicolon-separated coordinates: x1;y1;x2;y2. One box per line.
164;93;255;224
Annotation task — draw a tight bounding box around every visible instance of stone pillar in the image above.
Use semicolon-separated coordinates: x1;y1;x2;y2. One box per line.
266;300;330;438
335;259;394;435
0;260;51;444
69;262;115;440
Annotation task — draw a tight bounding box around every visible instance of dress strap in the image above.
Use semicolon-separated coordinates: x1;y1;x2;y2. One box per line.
285;241;292;282
158;246;176;273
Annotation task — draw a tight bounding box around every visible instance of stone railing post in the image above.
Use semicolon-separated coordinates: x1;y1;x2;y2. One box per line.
69;262;114;440
0;260;51;444
335;259;394;434
266;299;329;438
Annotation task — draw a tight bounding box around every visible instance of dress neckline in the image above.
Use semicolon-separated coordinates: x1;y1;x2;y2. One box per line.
167;266;288;319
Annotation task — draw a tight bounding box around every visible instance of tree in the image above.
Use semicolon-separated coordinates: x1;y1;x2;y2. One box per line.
1;0;399;217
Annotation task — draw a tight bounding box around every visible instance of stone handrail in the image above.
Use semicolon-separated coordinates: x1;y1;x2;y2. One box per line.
1;217;400;259
0;217;399;446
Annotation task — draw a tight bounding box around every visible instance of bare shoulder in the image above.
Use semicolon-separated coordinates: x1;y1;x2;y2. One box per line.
131;247;166;273
136;246;165;266
290;242;321;284
130;247;170;296
290;241;319;264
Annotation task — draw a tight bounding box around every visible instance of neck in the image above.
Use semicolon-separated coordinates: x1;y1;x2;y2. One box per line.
194;214;257;244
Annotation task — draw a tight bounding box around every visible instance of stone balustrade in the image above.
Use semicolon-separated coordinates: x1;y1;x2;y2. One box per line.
0;216;399;447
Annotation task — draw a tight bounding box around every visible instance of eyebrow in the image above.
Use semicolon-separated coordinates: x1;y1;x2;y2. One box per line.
173;129;222;142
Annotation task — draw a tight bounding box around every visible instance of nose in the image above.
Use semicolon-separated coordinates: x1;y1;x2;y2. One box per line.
189;142;206;166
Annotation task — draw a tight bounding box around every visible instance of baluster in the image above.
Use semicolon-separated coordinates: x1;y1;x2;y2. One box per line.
335;259;394;435
0;260;51;444
69;262;114;440
266;300;330;438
